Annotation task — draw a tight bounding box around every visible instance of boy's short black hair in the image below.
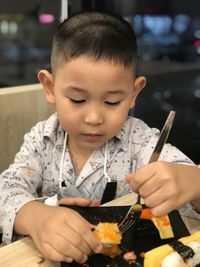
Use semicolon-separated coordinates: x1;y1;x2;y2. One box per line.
51;11;137;74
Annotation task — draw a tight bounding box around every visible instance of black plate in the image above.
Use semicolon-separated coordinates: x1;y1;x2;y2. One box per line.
61;205;189;267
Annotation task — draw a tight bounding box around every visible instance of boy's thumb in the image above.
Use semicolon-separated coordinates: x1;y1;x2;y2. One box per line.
125;173;135;183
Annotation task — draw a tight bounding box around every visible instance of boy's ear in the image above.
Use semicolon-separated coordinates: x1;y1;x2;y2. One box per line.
130;76;146;108
38;70;55;105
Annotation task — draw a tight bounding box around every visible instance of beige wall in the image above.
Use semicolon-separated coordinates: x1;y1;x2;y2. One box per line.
0;84;54;173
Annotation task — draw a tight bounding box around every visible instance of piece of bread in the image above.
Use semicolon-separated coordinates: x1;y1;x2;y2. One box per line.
93;222;122;257
144;231;200;267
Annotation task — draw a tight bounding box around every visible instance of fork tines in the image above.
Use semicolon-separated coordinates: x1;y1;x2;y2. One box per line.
120;218;136;233
119;207;136;233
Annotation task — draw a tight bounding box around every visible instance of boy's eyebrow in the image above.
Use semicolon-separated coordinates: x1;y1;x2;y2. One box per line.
67;86;86;92
106;90;126;95
68;86;126;95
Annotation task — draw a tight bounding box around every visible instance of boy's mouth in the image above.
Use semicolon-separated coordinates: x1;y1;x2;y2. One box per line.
82;133;103;142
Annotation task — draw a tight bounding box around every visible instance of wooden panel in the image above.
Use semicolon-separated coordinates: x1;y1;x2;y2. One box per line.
0;84;54;173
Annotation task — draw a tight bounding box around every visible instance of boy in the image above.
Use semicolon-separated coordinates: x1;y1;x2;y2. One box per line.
0;11;200;264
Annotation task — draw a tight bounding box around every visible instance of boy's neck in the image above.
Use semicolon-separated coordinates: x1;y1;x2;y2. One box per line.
68;148;86;176
67;138;93;158
67;139;93;176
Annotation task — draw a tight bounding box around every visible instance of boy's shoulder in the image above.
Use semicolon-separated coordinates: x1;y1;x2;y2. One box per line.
120;116;160;143
125;116;159;135
126;116;149;128
29;113;62;142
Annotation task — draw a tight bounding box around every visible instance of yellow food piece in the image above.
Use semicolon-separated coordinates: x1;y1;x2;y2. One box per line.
151;215;174;239
141;208;174;239
144;231;200;267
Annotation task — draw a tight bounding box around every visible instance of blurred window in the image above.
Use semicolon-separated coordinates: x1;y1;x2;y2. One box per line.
0;0;60;87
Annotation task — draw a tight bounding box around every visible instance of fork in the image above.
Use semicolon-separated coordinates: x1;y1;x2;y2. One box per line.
119;110;176;233
119;194;140;233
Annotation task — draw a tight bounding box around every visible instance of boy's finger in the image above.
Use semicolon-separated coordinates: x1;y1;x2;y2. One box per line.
125;173;140;192
63;257;74;263
88;199;100;206
64;217;103;254
125;173;134;183
48;229;90;263
59;197;94;206
151;200;171;217
143;186;168;209
42;243;73;263
138;176;161;199
80;230;103;254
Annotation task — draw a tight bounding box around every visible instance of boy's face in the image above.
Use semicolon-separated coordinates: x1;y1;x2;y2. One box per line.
39;56;146;153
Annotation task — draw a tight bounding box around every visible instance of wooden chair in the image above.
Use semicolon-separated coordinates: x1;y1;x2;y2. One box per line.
0;84;54;173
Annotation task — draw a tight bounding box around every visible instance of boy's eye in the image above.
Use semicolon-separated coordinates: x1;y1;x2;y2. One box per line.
105;101;121;106
69;98;85;104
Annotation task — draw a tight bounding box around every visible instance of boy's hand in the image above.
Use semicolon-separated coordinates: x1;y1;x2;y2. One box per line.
14;200;103;263
126;162;200;217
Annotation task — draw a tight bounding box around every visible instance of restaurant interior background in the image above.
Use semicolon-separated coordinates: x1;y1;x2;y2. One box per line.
0;0;200;164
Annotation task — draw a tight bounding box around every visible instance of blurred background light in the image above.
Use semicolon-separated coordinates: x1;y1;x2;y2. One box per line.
39;13;55;24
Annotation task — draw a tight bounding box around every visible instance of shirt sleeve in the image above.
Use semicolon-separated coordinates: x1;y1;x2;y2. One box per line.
0;122;45;243
135;125;194;168
179;203;200;220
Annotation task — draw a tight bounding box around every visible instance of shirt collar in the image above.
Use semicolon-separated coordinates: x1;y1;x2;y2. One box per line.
114;117;132;149
43;113;65;142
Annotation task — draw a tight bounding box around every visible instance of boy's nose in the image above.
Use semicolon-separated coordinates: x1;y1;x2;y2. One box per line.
84;107;104;125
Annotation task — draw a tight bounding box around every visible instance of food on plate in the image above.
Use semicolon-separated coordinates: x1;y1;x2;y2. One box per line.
123;251;137;262
162;241;200;267
140;251;146;258
140;208;174;239
93;222;122;257
144;231;200;267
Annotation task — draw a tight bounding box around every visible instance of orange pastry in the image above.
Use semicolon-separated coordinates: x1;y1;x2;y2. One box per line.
93;222;122;257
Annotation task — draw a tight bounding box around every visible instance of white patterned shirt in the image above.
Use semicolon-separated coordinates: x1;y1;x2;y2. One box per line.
0;113;198;243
